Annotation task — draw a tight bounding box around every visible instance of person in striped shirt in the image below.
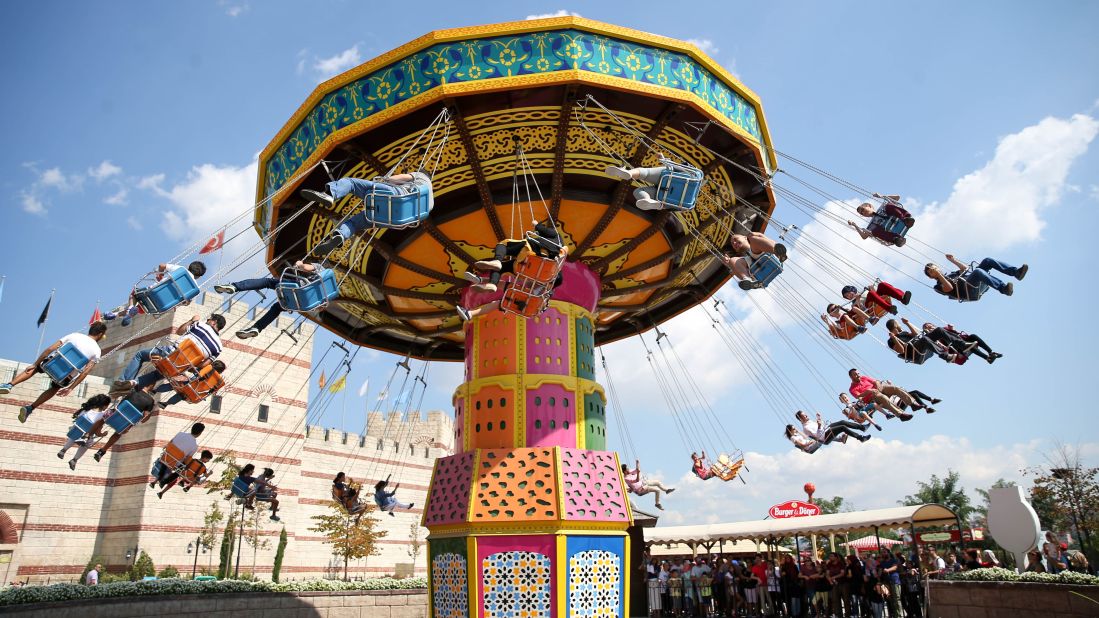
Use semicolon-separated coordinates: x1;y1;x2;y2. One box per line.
112;314;225;393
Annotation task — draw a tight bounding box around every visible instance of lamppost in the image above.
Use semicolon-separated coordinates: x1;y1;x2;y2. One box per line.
187;536;207;579
124;546;140;578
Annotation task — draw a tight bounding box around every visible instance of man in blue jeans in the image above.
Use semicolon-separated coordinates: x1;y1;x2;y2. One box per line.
925;253;1028;301
213;261;320;339
301;172;433;256
113;314;224;393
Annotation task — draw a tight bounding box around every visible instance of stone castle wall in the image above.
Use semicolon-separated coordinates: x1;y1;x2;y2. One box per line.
0;291;451;584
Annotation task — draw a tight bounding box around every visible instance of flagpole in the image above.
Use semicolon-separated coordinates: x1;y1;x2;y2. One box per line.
35;289;55;358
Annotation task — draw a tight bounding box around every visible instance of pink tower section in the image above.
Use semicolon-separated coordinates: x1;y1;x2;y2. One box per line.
525;306;570;376
524;383;577;448
423;451;476;526
559;448;630;522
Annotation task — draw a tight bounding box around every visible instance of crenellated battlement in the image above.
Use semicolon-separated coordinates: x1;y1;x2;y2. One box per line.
303;410;454;456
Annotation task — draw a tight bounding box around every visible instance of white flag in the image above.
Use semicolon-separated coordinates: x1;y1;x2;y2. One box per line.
357;378;370;398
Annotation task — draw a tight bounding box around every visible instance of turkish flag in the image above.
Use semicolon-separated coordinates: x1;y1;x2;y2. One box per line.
89;306;102;325
199;230;225;254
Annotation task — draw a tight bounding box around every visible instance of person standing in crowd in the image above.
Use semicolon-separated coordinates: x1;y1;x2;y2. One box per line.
85;563;101;586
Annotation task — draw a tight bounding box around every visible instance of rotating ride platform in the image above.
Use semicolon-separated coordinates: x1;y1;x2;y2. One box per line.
255;16;777;618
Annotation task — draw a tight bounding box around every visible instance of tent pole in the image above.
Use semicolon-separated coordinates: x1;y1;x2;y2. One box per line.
875;525;883;555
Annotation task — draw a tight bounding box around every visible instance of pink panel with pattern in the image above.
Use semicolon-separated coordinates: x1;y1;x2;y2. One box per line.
559;448;630;522
424;451;475;525
525;383;577;448
525;307;570;376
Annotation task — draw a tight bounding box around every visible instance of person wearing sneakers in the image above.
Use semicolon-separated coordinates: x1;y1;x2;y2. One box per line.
57;395;113;464
719;232;788;290
82;387;158;466
139;359;227;407
847;194;915;246
885;318;960;364
302;172;434;255
838;392;883;431
150;423;204;488
157;450;213;499
841;281;911;316
848;368;932;416
620;460;676;510
373;474;414;516
925;254;1028;301
250;468;282;522
921;322;1003;364
105;261;207;327
212;261;321;339
455;220;564;320
796;410;871;445
112;314;224;394
1;321;107;423
603;162;702;210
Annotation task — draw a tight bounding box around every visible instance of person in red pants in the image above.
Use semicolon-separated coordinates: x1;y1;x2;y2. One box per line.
842;281;911;316
847;194;915;245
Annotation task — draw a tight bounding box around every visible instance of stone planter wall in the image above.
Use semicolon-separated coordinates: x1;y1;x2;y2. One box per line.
928;580;1099;618
1;588;428;618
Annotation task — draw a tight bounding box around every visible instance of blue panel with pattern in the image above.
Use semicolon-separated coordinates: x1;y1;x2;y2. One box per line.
262;29;762;199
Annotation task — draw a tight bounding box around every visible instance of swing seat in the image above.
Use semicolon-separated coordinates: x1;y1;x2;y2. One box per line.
361;181;432;229
231;477;254;498
500;243;566;318
159;442;190;470
179;459;208;487
748;253;783;288
654;164;704;211
104;400;145;433
831;320;862;341
66;414;98;442
954;271;990;303
711;454;746;482
868;212;909;241
277;267;339;312
904;340;936;365
151;338;208;380
41;342;91;387
133;267;200;315
170;365;224;404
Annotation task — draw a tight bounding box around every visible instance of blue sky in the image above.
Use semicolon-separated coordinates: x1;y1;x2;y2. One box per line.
1;1;1097;525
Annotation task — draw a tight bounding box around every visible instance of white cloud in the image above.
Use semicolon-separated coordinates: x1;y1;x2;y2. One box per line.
219;0;248;17
143;159;265;276
39;167;69;189
525;9;580;19
295;49;308;76
126;216;143;231
104;188;128;205
1090;185;1099;202
20;192;46;216
915;113;1099;253
87;160;122;182
686;38;719;57
313;45;362;80
654;435;1069;527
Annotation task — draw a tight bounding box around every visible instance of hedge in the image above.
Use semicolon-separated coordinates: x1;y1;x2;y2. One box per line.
0;577;428;607
944;566;1099;586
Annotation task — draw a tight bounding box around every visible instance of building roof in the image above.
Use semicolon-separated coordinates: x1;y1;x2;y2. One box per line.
645;504;959;546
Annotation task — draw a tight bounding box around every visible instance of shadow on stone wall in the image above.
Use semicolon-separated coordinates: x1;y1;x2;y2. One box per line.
929;580;1099;618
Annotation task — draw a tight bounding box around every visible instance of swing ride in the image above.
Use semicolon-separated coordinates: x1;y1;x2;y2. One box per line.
0;11;1037;612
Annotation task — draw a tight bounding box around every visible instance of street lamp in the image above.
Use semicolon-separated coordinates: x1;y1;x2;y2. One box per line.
187;537;207;579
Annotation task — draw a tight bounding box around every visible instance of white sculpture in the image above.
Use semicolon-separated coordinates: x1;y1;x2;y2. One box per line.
986;485;1042;572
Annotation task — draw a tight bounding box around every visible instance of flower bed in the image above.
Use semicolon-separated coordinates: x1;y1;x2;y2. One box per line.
0;577;428;607
944;566;1099;586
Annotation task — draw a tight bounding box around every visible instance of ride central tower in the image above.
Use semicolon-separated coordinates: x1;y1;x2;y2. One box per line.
256;15;777;617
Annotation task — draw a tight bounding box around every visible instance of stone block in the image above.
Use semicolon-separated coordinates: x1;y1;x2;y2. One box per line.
376;593;409;606
391;604;429;618
326;607;362;618
262;608;305;618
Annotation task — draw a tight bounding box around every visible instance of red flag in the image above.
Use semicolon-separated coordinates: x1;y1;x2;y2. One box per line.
89;305;102;325
199;230;225;254
318;370;327;390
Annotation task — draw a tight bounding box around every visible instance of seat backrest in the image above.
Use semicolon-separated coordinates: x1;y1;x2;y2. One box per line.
104;399;145;433
363;185;432;229
160;442;189;467
749;253;784;287
181;460;208;485
154;339;208;378
174;366;224;403
282;268;340;312
231;477;254;497
136;267;200;314
41;342;90;386
655;166;704;209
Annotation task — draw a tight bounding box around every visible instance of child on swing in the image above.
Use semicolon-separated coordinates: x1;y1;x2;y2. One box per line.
373;474;415;516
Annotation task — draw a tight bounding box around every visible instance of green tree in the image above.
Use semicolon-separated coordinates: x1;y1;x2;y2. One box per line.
1026;444;1099;563
814;496;849;515
200;501;226;553
206;452;240;495
158;565;180;579
129;551;156;581
217;512;236;579
407;523;423;563
900;469;974;524
272;527;288;583
309;502;387;581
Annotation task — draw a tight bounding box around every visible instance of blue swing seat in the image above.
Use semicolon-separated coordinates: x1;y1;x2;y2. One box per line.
133;267;201;315
953;269;990;303
748;253;784;288
361;181;433;229
277;267;340;312
867;211;909;243
66;414;98;442
104;400;146;433
654;163;704;211
41;342;91;387
231;476;255;498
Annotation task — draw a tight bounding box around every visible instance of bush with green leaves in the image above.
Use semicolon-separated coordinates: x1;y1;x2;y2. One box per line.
128;551;156;581
0;577;427;607
944;567;1099;586
157;566;179;579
